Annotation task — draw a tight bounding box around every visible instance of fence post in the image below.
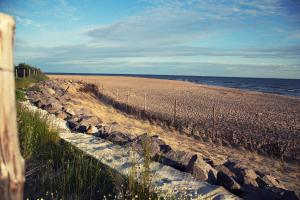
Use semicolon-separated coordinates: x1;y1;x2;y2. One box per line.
28;69;31;77
15;68;18;78
23;68;25;78
0;13;25;200
144;93;147;111
173;98;177;124
212;104;216;138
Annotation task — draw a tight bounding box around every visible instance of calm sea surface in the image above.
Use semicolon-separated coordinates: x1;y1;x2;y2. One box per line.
48;73;300;97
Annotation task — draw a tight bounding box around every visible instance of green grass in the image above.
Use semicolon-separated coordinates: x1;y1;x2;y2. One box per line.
18;105;123;199
15;74;47;90
15;72;162;199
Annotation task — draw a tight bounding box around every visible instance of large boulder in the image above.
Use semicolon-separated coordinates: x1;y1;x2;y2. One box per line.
130;134;171;158
153;149;197;172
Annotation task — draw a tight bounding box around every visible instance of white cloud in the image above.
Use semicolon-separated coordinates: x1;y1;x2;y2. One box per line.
15;16;43;29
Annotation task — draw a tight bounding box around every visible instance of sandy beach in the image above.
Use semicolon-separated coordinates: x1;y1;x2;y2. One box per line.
50;75;300;161
45;75;300;193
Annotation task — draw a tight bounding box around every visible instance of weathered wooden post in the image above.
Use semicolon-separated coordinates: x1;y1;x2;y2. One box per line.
23;68;25;78
144;93;147;111
212;104;216;138
173;98;177;124
15;68;18;78
127;91;130;112
28;69;30;77
116;89;119;100
0;13;25;200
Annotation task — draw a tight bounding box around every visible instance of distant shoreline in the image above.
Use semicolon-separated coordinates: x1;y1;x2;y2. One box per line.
47;73;300;97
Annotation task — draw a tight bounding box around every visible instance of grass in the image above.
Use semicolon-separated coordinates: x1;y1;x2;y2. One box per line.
15;73;161;199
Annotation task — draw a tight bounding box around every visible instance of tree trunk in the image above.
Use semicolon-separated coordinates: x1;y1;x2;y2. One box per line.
0;13;25;200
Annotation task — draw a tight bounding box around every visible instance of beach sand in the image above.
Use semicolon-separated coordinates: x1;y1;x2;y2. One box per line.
49;75;300;192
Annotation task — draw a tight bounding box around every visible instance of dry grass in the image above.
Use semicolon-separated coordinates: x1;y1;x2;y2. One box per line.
49;75;300;192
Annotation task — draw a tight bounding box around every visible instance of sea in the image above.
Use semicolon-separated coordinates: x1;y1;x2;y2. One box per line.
47;73;300;97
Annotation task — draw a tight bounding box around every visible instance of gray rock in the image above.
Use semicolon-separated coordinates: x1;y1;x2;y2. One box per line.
153;149;197;172
67;119;80;130
107;131;135;145
256;174;284;189
217;171;243;196
190;157;218;184
80;116;102;127
130;134;170;158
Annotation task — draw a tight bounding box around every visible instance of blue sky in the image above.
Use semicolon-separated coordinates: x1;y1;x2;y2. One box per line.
1;0;300;78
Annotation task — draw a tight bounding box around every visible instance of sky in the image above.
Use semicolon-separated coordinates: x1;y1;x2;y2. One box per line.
0;0;300;78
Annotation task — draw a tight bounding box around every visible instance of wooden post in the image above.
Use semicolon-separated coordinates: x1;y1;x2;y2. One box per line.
0;13;25;200
212;104;216;137
15;69;18;78
23;69;25;78
144;93;147;111
173;98;177;123
28;69;30;77
127;91;130;105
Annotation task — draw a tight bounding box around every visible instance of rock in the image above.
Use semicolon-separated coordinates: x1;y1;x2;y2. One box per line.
67;119;80;130
45;102;63;114
87;125;98;135
75;124;88;133
243;169;259;187
80;116;102;127
223;161;258;187
65;108;76;116
46;88;56;95
217;171;243;196
56;111;70;120
107;131;135;145
256;174;284;189
130;134;170;158
154;150;197;172
190;157;218;184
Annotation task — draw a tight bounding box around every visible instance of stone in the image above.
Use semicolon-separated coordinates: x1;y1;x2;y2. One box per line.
67;119;80;130
190;157;218;184
107;131;135;145
243;169;259;187
217;171;243;196
130;134;170;158
56;111;69;120
46;88;56;95
87;125;98;135
153;150;197;172
45;102;63;114
256;174;283;189
80;116;102;127
65;108;76;116
75;125;88;133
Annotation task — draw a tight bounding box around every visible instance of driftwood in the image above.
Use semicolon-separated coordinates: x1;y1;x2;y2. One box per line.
0;13;25;200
